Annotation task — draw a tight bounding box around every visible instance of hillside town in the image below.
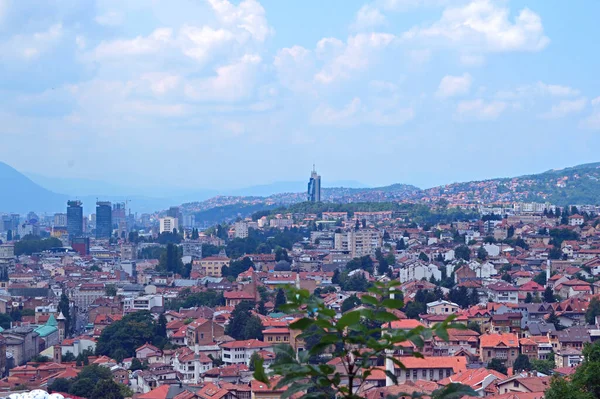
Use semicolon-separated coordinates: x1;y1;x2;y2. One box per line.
2;195;600;398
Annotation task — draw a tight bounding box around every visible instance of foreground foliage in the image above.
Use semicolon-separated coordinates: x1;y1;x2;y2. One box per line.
253;281;477;399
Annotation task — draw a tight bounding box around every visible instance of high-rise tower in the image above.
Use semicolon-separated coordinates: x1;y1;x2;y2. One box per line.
307;165;321;202
96;201;112;239
66;200;83;239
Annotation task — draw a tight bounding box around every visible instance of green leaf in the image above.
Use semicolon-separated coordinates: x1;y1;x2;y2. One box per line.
289;318;314;330
373;310;399;322
252;357;269;385
338;311;361;329
381;299;404;309
361;295;379;306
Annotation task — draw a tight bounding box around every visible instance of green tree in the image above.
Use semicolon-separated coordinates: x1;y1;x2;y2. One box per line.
341;295;361;313
129;357;146;371
467;321;481;334
249;351;262;371
487;358;508;375
48;378;72;393
533;272;547;286
257;300;267;315
225;301;264;340
0;313;12;330
547;310;566;331
96;311;158;359
70;378;95;397
586;297;600;325
531;353;555;375
543;286;555;303
275;289;287;310
477;246;488;261
419;252;429;262
545;342;600;399
243;316;264;340
62;351;76;362
525;293;533;303
252;281;477;399
513;354;531;372
105;284;117;297
455;245;470;261
89;379;124;399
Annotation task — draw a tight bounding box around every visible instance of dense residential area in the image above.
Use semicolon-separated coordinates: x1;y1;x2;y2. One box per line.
4;191;600;398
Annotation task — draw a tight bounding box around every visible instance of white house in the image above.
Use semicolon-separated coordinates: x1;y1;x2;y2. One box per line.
569;215;584;226
483;244;501;257
427;300;459;315
399;263;441;283
468;261;497;279
220;339;273;366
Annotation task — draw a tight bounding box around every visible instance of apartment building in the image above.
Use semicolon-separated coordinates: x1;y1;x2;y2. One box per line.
159;217;178;234
196;255;230;277
334;229;383;257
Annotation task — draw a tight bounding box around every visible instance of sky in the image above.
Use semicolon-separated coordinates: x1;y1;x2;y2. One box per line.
2;0;600;192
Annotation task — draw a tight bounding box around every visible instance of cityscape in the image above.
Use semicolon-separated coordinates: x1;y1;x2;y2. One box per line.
2;1;600;399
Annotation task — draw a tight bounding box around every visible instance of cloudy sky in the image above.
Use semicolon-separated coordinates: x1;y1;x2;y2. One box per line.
2;0;600;191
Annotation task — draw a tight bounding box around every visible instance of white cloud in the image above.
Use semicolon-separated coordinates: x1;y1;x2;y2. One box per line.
207;0;272;42
311;97;414;127
2;24;64;60
140;73;181;95
92;28;172;59
436;73;472;98
184;54;262;102
314;33;395;84
273;46;316;93
580;97;600;130
352;5;387;30
456;99;506;120
497;82;580;100
178;25;235;63
402;0;549;53
540;98;587;119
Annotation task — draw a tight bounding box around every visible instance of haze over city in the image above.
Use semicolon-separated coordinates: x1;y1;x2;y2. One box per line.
4;2;600;399
2;0;600;190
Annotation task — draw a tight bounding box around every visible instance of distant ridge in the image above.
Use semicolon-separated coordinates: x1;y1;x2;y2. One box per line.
3;161;600;214
0;162;67;213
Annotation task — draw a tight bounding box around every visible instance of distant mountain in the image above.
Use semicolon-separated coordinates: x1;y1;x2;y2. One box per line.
0;162;67;213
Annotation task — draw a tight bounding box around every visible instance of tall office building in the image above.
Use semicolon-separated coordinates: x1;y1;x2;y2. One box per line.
96;201;112;239
307;165;321;202
66;200;83;239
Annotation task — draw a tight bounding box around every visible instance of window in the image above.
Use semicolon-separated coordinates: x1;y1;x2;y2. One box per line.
422;370;426;377
446;369;451;378
412;370;417;379
429;369;434;379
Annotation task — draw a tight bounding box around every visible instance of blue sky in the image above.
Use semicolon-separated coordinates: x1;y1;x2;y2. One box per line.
1;0;600;192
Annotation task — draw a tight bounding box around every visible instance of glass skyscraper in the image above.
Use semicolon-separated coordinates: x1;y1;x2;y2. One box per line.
307;166;321;202
66;200;83;239
96;201;112;239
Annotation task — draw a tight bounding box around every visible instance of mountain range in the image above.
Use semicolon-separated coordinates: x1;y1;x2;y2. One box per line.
3;161;600;215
